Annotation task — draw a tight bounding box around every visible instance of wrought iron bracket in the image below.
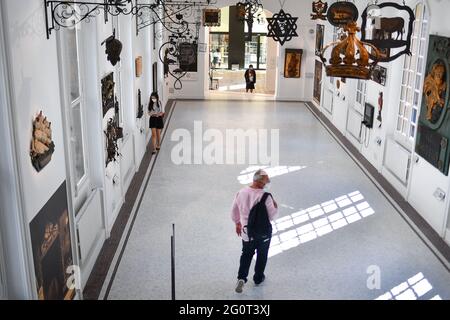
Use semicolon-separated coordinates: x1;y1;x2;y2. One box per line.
44;0;134;39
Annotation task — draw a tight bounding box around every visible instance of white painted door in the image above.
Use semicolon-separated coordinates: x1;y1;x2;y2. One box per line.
346;79;365;149
332;79;349;134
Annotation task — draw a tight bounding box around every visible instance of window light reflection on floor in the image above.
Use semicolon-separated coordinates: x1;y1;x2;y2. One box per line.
375;272;442;300
238;165;307;185
268;191;375;258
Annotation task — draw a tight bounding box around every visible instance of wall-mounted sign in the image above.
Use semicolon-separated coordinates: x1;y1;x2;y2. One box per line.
370;65;387;86
267;9;299;46
203;9;221;27
311;0;328;20
326;1;358;27
315;24;325;56
179;43;198;72
30;111;55;172
415;35;450;175
361;2;415;62
101;72;115;117
137;89;144;119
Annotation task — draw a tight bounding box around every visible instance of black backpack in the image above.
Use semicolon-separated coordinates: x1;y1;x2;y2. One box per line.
246;192;273;241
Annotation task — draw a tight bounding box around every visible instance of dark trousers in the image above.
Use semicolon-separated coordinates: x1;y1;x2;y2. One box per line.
237;237;271;283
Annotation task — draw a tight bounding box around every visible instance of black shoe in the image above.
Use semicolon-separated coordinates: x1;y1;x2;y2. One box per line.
254;275;265;285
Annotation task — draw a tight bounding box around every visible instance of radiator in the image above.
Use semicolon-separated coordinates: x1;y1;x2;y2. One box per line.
384;138;411;185
346;107;362;142
76;188;104;265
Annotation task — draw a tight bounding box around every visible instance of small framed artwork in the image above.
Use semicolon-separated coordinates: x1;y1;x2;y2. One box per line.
315;24;325;56
203;9;221;27
371;65;387;86
284;49;303;78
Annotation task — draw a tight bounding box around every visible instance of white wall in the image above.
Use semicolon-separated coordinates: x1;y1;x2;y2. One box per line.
166;0;316;101
0;0;160;299
315;0;450;241
0;0;70;299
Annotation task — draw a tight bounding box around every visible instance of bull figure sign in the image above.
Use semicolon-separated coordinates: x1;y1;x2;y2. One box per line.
360;2;415;62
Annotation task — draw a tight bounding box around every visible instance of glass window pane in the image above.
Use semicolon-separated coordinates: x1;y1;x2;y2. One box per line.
410;125;416;138
244;35;258;68
397;117;403;132
210;33;229;68
258;35;267;69
411;108;418;124
70;103;85;184
64;29;80;102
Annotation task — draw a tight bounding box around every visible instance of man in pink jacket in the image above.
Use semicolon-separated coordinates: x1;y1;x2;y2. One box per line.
231;169;278;293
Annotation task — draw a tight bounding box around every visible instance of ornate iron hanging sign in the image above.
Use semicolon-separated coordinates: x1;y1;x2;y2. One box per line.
326;1;359;27
44;0;133;39
311;0;328;20
236;0;264;41
360;2;415;62
267;9;298;46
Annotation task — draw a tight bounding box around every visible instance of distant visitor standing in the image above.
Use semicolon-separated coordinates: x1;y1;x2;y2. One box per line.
148;92;164;155
231;169;278;293
245;65;257;93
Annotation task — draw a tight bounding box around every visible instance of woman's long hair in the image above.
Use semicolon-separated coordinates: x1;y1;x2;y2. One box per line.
148;92;160;111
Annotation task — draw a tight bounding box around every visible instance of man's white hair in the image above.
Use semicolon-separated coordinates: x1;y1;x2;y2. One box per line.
253;169;268;182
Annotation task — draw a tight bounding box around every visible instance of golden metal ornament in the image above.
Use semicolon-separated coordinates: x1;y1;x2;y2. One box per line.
319;21;381;80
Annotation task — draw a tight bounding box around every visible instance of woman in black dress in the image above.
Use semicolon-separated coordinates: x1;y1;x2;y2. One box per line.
244;65;256;93
148;92;164;154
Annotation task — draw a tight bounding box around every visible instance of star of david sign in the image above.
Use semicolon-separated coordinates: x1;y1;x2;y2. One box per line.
267;9;299;46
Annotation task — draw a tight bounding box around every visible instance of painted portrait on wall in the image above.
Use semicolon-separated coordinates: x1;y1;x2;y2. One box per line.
29;181;75;300
284;49;303;78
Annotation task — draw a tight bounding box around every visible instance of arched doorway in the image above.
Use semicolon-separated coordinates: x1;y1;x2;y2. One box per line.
205;6;277;96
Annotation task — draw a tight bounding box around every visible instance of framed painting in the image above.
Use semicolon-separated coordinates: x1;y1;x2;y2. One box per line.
29;181;75;300
315;24;325;56
314;60;323;104
284;49;303;78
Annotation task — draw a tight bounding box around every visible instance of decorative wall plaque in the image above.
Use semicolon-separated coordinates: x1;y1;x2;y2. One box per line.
311;0;328;20
326;1;358;27
370;65;387;86
135;56;142;77
137;89;144;119
30;111;55;172
415;35;450;175
361;2;415;62
101;72;115;117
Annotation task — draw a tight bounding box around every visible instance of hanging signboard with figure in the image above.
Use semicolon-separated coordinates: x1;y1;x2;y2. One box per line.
360;2;415;62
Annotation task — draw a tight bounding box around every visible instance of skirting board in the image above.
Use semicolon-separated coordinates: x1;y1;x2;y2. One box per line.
446;228;450;246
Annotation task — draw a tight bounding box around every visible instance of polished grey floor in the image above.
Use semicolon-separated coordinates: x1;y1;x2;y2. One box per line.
107;101;450;300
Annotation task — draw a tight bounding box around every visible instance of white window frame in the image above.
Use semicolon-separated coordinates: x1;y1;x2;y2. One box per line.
395;2;429;149
57;25;91;212
355;79;367;114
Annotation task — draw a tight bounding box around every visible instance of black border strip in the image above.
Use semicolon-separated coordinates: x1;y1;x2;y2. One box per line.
103;101;178;299
304;101;450;271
